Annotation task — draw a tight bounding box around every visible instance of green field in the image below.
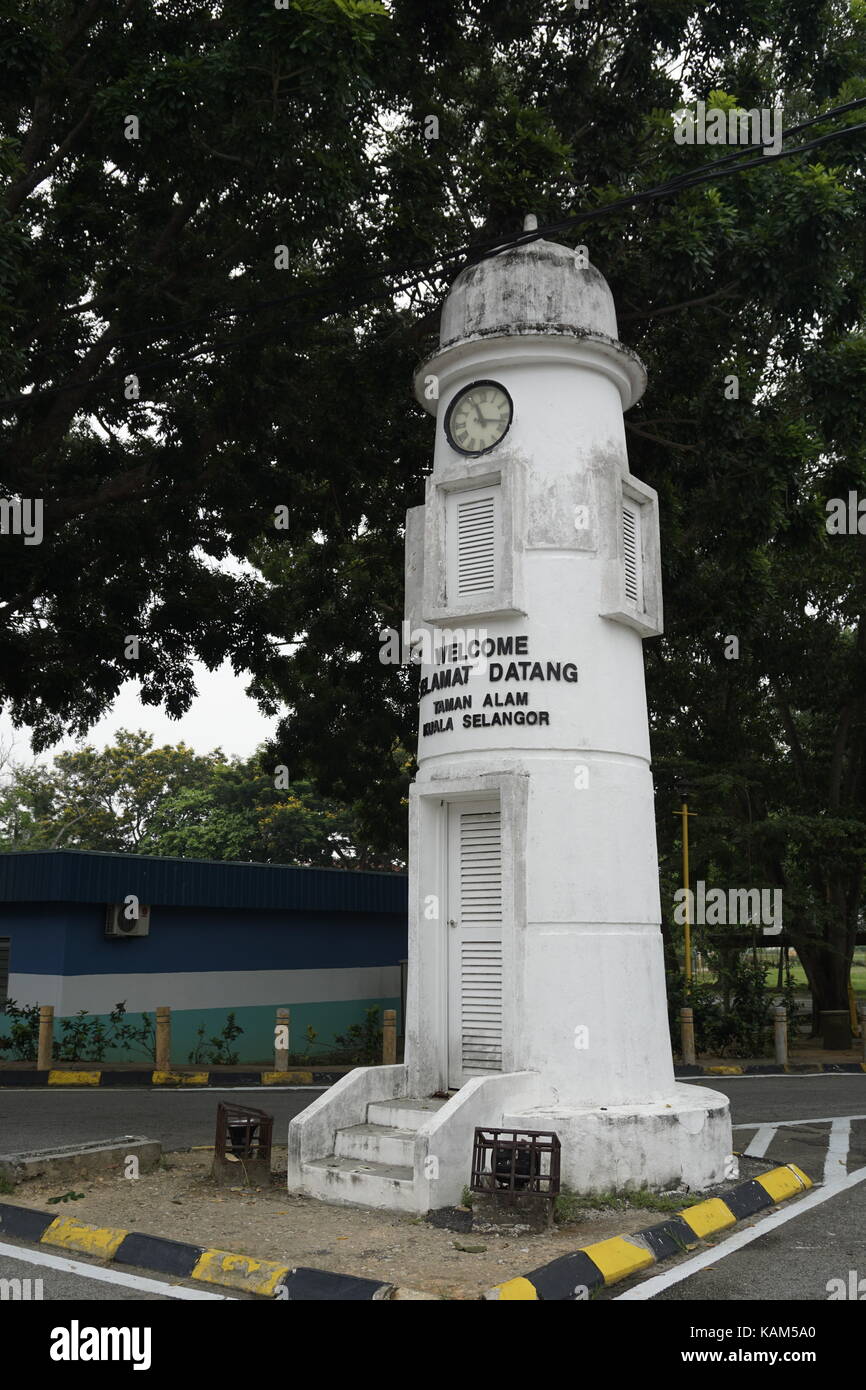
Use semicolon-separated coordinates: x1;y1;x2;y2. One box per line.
781;960;866;995
694;952;866;996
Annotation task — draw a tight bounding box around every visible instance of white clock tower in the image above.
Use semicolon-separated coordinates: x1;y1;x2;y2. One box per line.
288;220;731;1211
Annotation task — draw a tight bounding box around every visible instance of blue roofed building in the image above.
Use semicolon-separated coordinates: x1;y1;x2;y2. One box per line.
0;850;408;1065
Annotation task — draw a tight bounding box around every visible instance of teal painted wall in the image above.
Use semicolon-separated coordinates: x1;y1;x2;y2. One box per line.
0;996;402;1065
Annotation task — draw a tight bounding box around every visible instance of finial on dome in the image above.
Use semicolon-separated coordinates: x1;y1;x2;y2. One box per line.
523;213;538;232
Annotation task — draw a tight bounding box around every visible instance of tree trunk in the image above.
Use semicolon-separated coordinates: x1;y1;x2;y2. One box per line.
659;915;679;976
794;938;851;1017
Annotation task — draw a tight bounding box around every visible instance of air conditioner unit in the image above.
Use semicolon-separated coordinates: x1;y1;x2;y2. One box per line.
105;903;151;938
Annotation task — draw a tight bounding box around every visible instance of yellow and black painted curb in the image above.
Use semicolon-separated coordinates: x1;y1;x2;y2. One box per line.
2;1063;863;1087
484;1164;813;1301
0;1200;395;1299
675;1063;866;1077
0;1068;343;1088
0;1166;812;1301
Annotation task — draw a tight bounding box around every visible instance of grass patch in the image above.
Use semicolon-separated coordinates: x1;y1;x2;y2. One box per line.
554;1186;704;1223
0;1174;16;1196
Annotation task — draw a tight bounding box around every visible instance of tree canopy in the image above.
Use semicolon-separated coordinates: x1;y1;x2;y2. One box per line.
3;1;866;1011
0;730;401;868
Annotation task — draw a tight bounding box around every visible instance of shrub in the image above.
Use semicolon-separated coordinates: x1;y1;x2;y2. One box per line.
0;1000;155;1063
187;1012;244;1065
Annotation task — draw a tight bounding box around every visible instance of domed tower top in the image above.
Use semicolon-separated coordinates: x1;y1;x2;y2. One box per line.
414;215;646;411
439;214;620;349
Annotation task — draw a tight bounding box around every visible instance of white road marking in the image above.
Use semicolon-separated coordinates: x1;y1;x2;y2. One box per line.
824;1116;852;1184
732;1113;866;1129
743;1125;776;1158
614;1165;866;1300
0;1239;236;1298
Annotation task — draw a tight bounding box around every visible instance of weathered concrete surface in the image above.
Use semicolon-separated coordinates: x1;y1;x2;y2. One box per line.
439;239;620;348
471;1189;555;1234
0;1135;160;1184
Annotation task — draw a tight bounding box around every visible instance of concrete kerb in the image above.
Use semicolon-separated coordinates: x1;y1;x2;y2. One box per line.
0;1200;424;1299
483;1164;813;1300
0;1069;345;1087
1;1062;864;1087
0;1164;811;1301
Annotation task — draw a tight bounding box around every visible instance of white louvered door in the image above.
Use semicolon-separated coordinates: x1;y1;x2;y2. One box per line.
447;799;504;1087
445;485;500;603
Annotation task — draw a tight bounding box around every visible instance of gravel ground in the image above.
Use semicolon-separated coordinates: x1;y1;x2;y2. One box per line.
6;1147;676;1299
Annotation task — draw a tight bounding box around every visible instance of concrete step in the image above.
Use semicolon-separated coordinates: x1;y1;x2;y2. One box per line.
302;1154;417;1212
335;1123;415;1167
367;1096;448;1130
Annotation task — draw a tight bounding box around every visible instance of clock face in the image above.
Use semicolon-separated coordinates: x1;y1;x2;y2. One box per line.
445;380;513;456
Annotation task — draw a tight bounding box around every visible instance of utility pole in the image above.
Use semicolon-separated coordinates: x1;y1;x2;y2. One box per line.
677;785;697;984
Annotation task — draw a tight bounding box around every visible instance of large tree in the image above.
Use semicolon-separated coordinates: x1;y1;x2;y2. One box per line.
3;1;866;1010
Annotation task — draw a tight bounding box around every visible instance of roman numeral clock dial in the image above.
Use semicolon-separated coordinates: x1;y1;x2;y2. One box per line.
445;381;513;456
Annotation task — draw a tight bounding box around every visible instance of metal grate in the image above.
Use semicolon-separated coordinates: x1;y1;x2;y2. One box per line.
214;1102;273;1165
470;1127;561;1195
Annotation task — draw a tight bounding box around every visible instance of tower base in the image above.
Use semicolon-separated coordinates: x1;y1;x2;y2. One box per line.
288;1067;732;1212
503;1084;732;1194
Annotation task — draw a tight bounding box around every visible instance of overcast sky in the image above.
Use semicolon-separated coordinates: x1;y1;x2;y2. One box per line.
0;660;278;766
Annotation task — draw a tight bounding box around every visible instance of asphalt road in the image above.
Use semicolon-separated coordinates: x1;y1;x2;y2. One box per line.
1;1075;864;1304
0;1240;240;1301
688;1072;866;1125
597;1075;866;1304
2;1073;864;1155
0;1085;325;1153
636;1177;866;1302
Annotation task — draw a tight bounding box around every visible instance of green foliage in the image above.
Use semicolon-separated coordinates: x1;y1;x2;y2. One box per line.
0;999;153;1062
332;1006;382;1065
46;1192;86;1204
187;1012;244;1066
3;3;866;995
0;732;403;868
667;958;785;1058
0;999;41;1059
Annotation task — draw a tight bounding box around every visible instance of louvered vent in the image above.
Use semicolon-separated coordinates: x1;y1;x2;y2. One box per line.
622;500;642;605
448;487;498;599
459;809;503;1072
